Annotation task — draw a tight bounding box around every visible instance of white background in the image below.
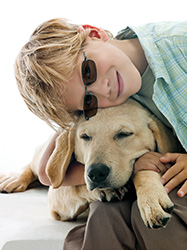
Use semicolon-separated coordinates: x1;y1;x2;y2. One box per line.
0;0;187;172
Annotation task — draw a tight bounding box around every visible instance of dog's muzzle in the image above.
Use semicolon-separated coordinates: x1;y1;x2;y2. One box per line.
87;163;110;190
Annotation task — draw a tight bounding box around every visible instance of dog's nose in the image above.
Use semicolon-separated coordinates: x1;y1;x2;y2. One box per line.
87;163;110;183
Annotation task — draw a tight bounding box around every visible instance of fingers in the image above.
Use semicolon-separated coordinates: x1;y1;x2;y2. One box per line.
136;152;187;198
161;159;187;197
160;153;187;196
160;153;180;164
134;152;168;174
156;162;171;174
177;180;187;197
161;162;181;183
162;170;184;194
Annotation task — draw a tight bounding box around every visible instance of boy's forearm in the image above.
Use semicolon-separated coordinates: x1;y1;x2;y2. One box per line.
62;161;85;186
39;160;85;187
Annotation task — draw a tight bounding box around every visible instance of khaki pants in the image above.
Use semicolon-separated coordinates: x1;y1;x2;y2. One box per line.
64;185;187;250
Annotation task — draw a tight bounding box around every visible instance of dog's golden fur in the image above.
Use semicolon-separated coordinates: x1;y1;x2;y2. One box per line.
0;99;181;228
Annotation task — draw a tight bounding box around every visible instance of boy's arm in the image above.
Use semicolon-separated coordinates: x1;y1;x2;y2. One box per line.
160;153;187;197
134;151;169;174
134;152;187;197
38;132;85;186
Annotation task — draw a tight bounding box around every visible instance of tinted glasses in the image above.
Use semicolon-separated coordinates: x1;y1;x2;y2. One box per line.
81;46;98;120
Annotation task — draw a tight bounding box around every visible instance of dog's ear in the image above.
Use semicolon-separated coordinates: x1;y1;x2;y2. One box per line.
148;117;180;154
46;125;75;188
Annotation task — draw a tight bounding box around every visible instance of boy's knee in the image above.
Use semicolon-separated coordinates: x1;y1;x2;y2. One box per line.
89;201;116;217
90;200;133;219
131;200;143;227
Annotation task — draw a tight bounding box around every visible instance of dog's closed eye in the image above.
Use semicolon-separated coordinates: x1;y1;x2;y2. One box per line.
113;131;133;140
80;133;92;141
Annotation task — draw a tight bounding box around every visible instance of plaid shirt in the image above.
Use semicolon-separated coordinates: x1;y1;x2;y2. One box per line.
117;22;187;151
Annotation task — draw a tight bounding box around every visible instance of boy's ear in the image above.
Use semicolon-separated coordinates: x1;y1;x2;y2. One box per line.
79;24;108;41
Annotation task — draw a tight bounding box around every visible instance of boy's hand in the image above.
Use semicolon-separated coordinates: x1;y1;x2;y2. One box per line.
160;153;187;197
134;152;170;174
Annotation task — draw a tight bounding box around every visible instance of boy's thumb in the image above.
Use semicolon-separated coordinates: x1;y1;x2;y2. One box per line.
160;153;179;163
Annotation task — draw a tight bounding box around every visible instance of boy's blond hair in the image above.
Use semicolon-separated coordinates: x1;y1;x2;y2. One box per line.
15;19;100;129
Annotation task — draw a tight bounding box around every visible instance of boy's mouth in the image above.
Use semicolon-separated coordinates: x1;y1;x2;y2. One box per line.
117;72;124;97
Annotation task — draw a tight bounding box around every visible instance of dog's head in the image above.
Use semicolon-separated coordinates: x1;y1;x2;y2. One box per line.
46;99;179;190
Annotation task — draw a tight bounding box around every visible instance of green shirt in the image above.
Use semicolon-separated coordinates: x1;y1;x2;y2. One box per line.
117;22;187;150
134;65;172;129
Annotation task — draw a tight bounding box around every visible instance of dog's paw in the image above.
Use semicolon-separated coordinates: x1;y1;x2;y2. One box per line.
0;173;29;193
137;189;174;229
99;186;129;202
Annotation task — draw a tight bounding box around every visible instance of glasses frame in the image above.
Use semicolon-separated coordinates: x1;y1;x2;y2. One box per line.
81;45;98;120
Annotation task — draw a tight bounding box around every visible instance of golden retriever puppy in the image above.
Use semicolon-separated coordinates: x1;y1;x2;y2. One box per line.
0;99;181;228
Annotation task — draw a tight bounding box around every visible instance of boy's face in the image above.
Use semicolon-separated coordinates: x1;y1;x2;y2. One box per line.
64;37;142;112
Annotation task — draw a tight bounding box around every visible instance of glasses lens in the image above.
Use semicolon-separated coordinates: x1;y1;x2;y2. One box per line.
82;60;97;86
84;93;98;118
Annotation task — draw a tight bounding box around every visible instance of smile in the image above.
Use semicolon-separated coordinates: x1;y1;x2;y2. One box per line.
117;72;124;97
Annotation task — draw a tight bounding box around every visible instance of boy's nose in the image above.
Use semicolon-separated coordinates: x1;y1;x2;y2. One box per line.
88;79;111;98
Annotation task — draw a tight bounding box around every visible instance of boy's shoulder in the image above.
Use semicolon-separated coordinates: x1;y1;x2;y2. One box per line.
130;21;187;40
